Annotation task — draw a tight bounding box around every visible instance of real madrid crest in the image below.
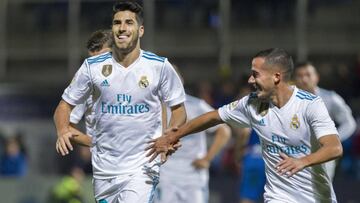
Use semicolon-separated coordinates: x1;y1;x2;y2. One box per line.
102;65;112;77
229;100;239;110
138;76;149;89
290;114;300;130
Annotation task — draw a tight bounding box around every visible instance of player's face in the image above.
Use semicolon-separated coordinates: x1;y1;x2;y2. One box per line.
294;65;319;93
112;11;144;53
248;57;277;100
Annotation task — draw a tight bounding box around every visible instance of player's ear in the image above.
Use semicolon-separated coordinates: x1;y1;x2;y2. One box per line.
274;72;281;84
139;25;144;38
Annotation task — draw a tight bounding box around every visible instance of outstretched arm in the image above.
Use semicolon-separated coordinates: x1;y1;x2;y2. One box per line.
147;110;224;162
192;124;231;169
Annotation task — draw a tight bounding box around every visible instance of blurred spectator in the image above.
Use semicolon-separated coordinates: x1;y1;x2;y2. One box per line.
48;166;85;203
0;134;28;177
198;81;215;107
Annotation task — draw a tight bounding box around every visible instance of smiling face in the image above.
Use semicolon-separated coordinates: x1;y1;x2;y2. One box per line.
248;57;279;100
112;10;144;54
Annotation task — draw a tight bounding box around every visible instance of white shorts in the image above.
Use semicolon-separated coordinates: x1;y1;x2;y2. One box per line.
155;179;208;203
94;165;160;203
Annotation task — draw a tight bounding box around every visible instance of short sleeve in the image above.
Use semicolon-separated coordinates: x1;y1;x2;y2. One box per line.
70;103;87;124
306;97;338;139
159;60;186;107
62;61;93;106
218;96;251;128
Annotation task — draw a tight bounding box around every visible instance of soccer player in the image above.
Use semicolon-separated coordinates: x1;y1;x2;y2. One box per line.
294;62;356;180
147;48;343;203
155;66;231;203
54;1;187;203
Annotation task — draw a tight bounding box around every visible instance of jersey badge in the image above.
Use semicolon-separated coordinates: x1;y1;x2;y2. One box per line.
229;100;239;110
102;65;112;77
290;114;300;129
139;76;149;88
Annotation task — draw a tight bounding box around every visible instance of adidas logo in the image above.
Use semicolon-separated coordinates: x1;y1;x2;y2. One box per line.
100;79;110;87
259;118;266;126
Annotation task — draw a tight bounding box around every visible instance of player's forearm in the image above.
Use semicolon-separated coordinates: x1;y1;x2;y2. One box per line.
204;124;231;161
168;103;186;128
301;136;343;167
172;111;224;142
69;126;92;147
54;100;73;135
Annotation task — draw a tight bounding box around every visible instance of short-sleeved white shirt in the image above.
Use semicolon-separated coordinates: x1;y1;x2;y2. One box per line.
218;86;338;203
160;94;218;187
62;50;186;179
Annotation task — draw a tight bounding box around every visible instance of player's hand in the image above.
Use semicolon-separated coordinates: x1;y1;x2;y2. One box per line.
167;140;182;156
145;126;180;162
275;152;307;177
146;136;173;162
192;158;210;169
56;130;74;156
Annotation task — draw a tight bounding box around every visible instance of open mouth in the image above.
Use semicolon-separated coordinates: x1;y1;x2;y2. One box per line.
116;34;130;41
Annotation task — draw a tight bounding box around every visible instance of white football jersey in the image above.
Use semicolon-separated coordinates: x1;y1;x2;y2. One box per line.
62;50;186;179
218;86;338;203
160;94;218;187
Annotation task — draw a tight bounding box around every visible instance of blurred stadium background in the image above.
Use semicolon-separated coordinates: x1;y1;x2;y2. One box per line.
0;0;360;202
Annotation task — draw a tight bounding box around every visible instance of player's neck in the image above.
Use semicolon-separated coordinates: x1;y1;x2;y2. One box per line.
113;45;141;68
270;84;294;108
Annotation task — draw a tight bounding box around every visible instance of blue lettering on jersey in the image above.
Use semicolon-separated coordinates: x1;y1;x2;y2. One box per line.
264;134;309;155
101;93;150;115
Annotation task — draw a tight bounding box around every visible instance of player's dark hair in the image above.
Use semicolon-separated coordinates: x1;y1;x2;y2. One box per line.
86;30;113;53
294;61;314;71
254;48;294;82
113;1;144;25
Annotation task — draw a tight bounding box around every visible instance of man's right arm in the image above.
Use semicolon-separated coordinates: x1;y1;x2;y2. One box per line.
54;100;75;156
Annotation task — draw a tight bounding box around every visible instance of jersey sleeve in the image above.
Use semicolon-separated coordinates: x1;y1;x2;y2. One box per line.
306;97;339;139
218;96;251;128
70;103;87;124
328;92;356;141
158;59;186;107
62;61;93;106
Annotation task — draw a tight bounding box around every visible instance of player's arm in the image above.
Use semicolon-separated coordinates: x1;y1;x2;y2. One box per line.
192;124;231;169
69;124;92;147
168;103;186;129
161;102;168;132
330;93;356;141
233;127;251;162
54;100;76;156
147;110;224;162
